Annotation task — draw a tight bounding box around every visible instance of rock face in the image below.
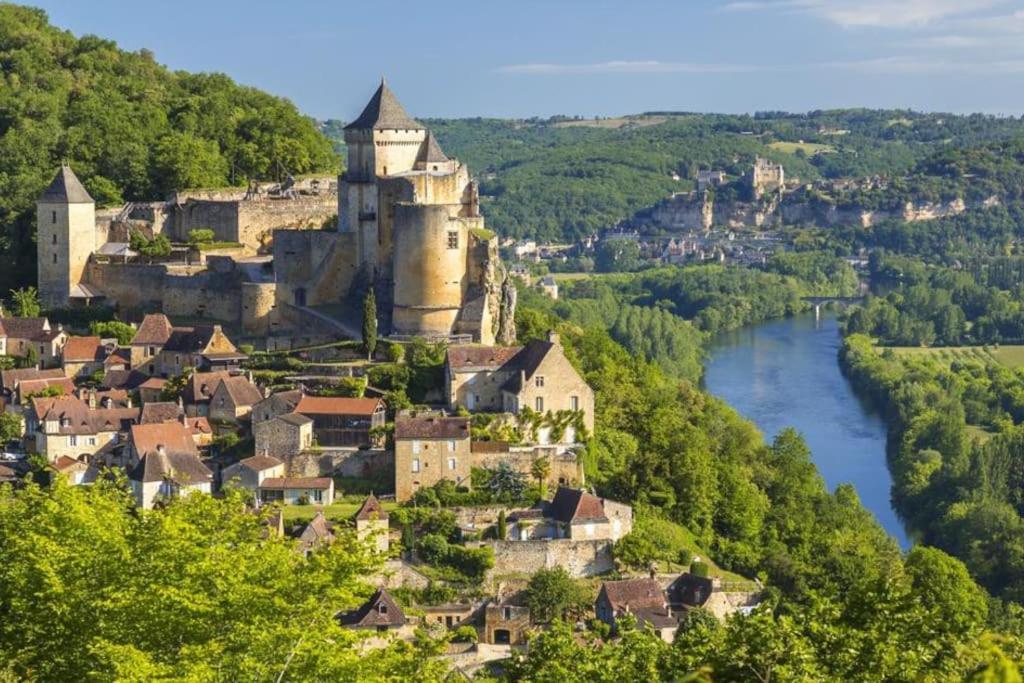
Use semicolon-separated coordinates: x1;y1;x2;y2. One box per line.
497;271;518;346
633;190;999;233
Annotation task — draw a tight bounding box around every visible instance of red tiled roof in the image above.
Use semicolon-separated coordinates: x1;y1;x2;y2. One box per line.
131;314;172;346
354;493;388;521
139;402;183;424
0;317;51;341
600;578;666;611
1;368;63;391
238;454;283;472
129;421;199;459
294;395;383;417
62;336;104;362
548;487;609;524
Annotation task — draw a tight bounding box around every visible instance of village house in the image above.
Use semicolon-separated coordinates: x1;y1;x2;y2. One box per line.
0;316;67;369
251;389;302;424
127;421;212;508
253;412;314;458
61;335;107;379
258;476;335;506
294;511;334;555
78;387;131;410
137;377;167;404
595;577;678;642
445;332;594;445
536;276;558;300
507;486;632;542
129;313;239;378
421;603;476;631
338;588;410;637
182;370;233;417
27;395;138;463
394;411;471;502
483;598;530;646
666;571;762;621
354;493;390;553
50;454;94;485
292;395;386;448
208;375;264;423
221;454;286;492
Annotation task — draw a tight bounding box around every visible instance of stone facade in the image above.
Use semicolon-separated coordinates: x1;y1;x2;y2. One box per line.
253;414;313;458
36;167;96;308
488;539;616;578
394;413;472;502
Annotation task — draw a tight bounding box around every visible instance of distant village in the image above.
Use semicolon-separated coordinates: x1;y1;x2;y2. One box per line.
0;83;761;674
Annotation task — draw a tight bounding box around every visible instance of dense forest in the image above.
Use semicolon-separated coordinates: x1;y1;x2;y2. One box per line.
0;4;339;293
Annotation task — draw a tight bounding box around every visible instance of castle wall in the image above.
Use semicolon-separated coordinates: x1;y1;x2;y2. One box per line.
392;203;467;336
488;539;615;578
174;196;336;252
241;282;278;336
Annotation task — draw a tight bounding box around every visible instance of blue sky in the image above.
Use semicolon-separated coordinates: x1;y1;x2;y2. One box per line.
28;0;1024;119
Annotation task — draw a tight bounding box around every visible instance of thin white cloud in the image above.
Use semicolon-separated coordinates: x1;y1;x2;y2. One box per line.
496;61;771;75
721;0;1011;28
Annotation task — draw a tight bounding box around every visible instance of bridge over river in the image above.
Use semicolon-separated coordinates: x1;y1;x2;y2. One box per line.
802;296;865;320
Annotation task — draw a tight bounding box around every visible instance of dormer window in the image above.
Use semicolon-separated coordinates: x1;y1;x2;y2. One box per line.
378;603;387;615
60;417;71;427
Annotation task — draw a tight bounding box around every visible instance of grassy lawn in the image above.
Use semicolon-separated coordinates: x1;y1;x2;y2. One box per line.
768;141;836;156
878;344;1024;369
279;500;398;524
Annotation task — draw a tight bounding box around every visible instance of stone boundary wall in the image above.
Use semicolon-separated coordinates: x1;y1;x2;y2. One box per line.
489;539;615;578
283;448;394;480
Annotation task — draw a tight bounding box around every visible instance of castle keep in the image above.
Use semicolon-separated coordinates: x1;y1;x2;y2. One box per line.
35;81;516;346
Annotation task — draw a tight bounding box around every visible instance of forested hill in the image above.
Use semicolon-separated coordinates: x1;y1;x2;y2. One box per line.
0;3;339;292
324;110;1024;245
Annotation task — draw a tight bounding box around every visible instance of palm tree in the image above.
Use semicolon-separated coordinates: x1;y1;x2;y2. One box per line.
531;455;551;499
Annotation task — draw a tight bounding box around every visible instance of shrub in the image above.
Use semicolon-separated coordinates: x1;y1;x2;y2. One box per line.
451;626;478;643
690;560;710;577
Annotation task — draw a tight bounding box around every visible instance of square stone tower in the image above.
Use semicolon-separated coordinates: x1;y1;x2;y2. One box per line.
36;165;95;308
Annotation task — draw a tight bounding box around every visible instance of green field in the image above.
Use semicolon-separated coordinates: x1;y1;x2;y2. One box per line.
279;500;398;524
768;141;836;156
879;344;1024;369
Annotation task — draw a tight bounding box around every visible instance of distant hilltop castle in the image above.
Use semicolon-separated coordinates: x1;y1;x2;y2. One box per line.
35;80;516;346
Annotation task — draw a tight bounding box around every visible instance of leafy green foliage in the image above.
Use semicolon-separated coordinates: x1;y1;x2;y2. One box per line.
89;319;135;344
8;287;40;317
526;567;591;625
362;289;377;360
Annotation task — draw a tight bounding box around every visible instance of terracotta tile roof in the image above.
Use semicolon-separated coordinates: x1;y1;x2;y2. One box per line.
139;377;167;390
599;578;666;611
139;402;183;424
259;477;333;491
1;368;63;391
0;317;51;341
128;449;212;485
394;413;469;440
354;493;388;521
446;345;523;371
104;348;130;368
31;396;138;435
294;395;383;417
130;422;199;459
62;336;104;362
547;486;609;524
79;389;130;408
131;314;172;346
18;377;75;398
52;455;87;472
237;454;284;472
338;588;407;628
215;376;264;408
185;371;232;403
184;416;212;435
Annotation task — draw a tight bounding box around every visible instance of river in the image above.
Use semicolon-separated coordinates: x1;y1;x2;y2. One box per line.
703;311;910;548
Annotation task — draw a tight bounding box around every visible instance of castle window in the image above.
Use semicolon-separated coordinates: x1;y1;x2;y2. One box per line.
52;234;57;245
535;376;544;388
51;211;57;224
447;231;459;250
535;397;544;412
53;253;57;264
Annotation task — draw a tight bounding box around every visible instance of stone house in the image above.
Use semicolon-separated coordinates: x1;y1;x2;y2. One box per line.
221;454;286;492
138;377;167;404
27;396;138;463
0;316;67;368
536;276;558;300
129;313;239;378
338;588;409;637
182;370;234;417
445;332;594;445
666;572;762;621
545;486;632;542
292;395;386;448
595;578;678;642
61;335;107;379
130;313;173;374
258;476;334;506
294;511;334;555
484;599;530;645
394;411;471;502
421;603;476;631
208;375;264;423
50;454;94;485
126;421;212;509
253;412;314;459
251;389;302;424
354;493;390;553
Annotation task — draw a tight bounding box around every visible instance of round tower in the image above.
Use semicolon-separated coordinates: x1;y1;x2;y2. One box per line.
391;204;467;337
36;165;95;308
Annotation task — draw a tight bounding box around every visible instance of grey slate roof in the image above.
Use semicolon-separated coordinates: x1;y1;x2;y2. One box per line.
420;132;449;163
338;588;407;629
39;165;94;204
344;80;425;131
128;449;212;485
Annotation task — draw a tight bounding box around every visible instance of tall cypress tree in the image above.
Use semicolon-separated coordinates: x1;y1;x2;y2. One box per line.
362;289;377;360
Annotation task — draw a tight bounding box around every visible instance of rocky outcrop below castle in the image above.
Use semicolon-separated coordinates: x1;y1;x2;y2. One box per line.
632;190;1001;233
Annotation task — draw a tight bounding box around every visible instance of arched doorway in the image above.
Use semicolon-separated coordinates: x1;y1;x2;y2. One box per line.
493;629;511;645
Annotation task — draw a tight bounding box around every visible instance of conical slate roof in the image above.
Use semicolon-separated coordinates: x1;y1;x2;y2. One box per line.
39;165;93;204
344;79;425;131
419;132;449;163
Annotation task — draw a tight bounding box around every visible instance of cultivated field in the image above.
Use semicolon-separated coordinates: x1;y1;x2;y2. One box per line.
767;141;836;156
879;345;1024;369
552;115;668;129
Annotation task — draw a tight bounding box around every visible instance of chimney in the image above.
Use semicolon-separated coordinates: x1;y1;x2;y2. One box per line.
156;444;166;456
547;331;560;346
126;395;133;409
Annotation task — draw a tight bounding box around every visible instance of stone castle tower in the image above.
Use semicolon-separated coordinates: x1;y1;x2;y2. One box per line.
36;165;96;308
338;80;512;343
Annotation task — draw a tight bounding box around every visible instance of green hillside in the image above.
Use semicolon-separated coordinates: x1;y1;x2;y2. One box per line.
0;3;340;293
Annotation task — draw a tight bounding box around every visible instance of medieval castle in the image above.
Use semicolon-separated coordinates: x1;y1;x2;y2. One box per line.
35;80;516;347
